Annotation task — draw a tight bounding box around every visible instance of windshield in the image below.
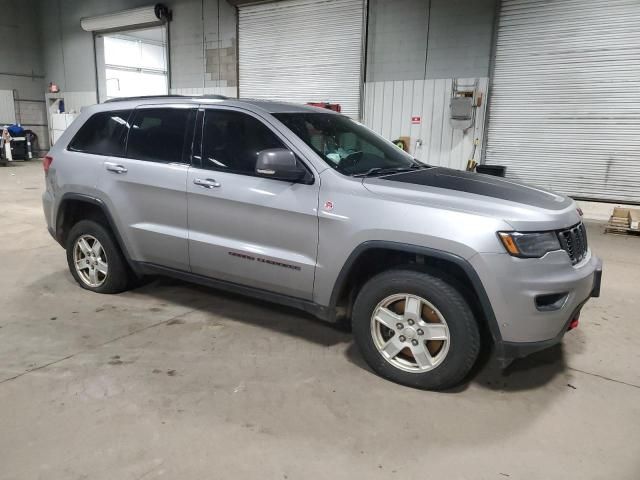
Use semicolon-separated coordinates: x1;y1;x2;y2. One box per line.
273;112;424;176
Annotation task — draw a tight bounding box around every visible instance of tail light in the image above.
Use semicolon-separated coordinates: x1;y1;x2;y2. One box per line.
43;154;53;174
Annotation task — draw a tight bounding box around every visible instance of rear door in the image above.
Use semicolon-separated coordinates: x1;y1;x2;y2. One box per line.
187;107;319;299
98;105;196;271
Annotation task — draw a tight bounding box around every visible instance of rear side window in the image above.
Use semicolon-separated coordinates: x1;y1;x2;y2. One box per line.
68;110;131;156
126;108;192;163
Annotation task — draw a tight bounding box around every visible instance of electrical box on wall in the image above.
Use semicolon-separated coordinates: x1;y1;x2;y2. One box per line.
450;79;480;130
451;97;473;121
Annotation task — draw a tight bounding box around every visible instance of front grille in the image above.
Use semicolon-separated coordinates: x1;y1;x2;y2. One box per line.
557;222;588;265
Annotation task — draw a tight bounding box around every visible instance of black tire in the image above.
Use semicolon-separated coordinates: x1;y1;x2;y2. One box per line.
66;219;132;294
352;269;481;390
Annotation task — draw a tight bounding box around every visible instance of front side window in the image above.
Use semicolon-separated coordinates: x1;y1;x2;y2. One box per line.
68;110;131;156
201;110;285;174
273;113;422;176
126;108;191;163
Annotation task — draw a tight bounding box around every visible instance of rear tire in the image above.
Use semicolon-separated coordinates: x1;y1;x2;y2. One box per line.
66;220;132;294
352;269;480;390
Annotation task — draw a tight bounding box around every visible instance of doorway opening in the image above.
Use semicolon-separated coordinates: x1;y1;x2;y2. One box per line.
96;26;168;102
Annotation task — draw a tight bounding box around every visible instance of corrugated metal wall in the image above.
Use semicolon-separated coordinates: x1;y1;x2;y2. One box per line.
238;0;365;118
363;78;489;170
485;0;640;203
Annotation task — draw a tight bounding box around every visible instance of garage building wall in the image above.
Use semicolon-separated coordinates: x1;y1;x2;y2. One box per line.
366;0;496;83
37;0;238;101
364;0;496;168
0;0;48;149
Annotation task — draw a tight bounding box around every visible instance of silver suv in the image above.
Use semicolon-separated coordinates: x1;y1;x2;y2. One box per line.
42;96;602;390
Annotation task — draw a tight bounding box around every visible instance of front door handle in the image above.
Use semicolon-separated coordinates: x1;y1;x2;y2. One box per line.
194;177;221;189
105;162;127;174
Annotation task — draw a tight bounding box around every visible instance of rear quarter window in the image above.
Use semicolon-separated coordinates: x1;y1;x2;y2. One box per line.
68;110;132;156
126;108;192;163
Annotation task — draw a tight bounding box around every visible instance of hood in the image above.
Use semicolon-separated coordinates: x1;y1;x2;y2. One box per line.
362;167;581;231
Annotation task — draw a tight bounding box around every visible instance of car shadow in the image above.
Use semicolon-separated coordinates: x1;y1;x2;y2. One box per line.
140;276;567;392
343;340;567;393
130;276;352;348
473;344;567;391
135;276;568;391
40;270;568;392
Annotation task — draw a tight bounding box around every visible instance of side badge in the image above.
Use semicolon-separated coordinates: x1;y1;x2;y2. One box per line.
323;200;334;211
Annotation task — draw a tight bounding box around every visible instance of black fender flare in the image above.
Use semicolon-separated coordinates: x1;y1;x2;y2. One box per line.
328;240;503;345
56;193;141;275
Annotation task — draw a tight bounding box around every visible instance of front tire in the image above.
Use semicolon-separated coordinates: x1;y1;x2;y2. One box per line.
66;220;132;294
352;269;480;390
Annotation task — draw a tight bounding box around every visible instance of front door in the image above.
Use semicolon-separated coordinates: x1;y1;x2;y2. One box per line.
187;107;319;299
98;105;195;271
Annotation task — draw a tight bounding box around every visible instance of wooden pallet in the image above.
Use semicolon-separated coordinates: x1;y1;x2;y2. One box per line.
604;207;640;236
604;224;640;236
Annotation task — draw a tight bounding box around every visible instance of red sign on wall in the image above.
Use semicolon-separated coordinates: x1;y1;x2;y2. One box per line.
411;116;421;124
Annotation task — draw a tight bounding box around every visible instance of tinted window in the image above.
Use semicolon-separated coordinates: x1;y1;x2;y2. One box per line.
127;108;192;163
68;110;131;156
273;113;420;175
201;110;285;174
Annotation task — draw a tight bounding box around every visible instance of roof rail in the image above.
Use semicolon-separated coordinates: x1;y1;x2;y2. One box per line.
104;94;228;103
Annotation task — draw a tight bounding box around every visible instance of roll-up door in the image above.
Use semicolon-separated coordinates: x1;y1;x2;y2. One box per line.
81;4;171;32
238;0;365;118
484;0;640;203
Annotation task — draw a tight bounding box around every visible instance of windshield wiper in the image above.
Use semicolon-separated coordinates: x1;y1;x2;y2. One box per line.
352;163;430;178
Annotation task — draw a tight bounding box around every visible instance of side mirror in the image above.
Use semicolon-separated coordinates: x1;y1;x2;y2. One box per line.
255;148;307;182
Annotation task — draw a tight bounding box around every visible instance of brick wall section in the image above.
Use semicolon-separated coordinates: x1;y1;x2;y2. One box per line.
167;0;237;90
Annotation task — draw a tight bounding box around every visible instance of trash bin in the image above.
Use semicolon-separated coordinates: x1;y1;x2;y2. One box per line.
476;165;507;177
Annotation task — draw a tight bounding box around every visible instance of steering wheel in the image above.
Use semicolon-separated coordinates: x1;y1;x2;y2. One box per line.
340;151;363;169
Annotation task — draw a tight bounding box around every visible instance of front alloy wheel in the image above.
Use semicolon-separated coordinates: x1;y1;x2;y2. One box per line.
352;269;481;390
371;293;450;372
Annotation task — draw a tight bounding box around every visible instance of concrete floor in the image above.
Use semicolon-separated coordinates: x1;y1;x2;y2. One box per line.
1;161;639;480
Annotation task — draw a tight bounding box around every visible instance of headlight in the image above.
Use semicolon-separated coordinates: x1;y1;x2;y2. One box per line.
498;231;561;258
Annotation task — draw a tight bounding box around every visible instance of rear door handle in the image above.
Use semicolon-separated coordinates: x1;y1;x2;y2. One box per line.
105;162;127;174
194;178;221;189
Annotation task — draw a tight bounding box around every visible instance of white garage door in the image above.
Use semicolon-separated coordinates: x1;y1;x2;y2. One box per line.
238;0;365;118
485;0;640;203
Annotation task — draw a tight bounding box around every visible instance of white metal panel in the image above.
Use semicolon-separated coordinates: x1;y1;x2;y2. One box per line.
485;0;640;203
45;92;97;147
363;78;489;170
238;0;364;118
0;90;16;124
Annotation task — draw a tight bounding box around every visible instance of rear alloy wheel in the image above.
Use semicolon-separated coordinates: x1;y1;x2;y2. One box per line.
66;220;132;294
352;269;481;390
73;234;109;288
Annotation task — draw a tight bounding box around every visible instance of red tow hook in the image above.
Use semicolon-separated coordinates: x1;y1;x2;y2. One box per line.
568;310;581;331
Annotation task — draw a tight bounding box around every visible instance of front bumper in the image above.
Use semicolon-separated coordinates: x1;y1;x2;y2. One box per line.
469;250;602;365
500;274;600;362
